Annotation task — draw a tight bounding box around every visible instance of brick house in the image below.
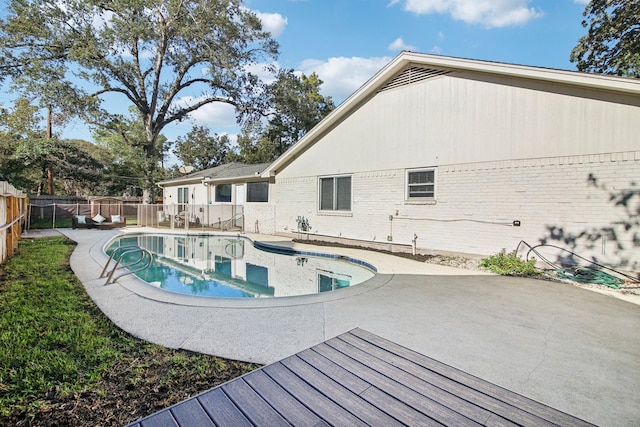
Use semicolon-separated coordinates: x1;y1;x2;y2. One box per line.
262;52;640;271
159;162;274;233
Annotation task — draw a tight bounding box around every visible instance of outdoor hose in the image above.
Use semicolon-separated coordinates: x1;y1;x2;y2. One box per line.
515;241;637;290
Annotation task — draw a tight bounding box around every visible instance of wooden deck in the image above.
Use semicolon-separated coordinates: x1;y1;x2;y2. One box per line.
128;328;594;426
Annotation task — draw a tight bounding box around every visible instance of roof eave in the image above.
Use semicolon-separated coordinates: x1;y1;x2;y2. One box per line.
201;173;265;184
157;176;207;187
404;52;640;94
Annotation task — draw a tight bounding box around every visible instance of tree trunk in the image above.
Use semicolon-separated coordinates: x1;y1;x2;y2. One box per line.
142;188;154;205
141;142;158;204
47;166;54;195
46;106;54;195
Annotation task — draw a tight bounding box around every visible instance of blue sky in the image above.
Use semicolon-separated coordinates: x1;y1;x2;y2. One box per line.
2;0;592;148
246;0;590;100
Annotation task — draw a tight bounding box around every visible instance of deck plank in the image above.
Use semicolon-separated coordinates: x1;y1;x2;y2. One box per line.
281;354;405;426
221;378;290;426
332;335;504;424
339;331;547;426
243;370;330;427
295;348;443;426
127;328;594;427
350;328;595;427
295;348;372;393
314;341;482;426
263;362;369;426
197;388;253;426
169;399;215;427
139;410;178;427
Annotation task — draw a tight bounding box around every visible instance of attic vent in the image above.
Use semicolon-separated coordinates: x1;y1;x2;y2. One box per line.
379;66;451;92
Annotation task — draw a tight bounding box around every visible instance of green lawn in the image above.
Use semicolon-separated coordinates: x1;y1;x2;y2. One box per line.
0;236;256;426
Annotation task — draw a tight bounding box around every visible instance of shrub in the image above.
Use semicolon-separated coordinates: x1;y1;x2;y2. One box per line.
480;249;541;276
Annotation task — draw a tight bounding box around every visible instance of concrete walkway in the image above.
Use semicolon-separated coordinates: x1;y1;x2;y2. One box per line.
33;228;640;426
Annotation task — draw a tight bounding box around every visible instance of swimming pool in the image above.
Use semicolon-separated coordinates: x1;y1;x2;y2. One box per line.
106;234;376;298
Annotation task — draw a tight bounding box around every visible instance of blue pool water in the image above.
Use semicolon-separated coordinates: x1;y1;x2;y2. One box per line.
106;234;376;298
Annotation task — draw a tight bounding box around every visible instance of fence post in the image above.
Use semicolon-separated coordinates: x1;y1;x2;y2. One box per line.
52;202;56;230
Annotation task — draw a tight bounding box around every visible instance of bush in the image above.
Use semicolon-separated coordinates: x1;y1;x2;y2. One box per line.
480;249;541;276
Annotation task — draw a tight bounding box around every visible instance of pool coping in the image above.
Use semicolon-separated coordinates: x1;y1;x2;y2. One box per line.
97;228;482;308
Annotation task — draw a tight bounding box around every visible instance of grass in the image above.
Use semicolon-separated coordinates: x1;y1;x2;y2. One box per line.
28;217;73;229
0;236;257;426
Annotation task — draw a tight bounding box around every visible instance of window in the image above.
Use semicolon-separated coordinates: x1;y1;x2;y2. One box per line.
247;181;269;202
215;256;231;276
215;184;232;202
246;264;269;288
319;176;351;211
318;273;350;293
406;168;436;200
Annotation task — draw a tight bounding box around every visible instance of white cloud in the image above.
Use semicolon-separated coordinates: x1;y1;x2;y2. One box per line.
394;0;544;28
298;56;393;102
253;10;288;37
175;96;238;128
573;0;589;4
245;61;279;85
388;37;417;51
430;45;443;54
170;62;279;132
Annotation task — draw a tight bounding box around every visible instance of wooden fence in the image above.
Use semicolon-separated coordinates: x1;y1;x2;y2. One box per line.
0;181;27;264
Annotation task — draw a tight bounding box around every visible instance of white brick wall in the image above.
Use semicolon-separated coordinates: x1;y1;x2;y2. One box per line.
244;204;276;234
274;151;640;270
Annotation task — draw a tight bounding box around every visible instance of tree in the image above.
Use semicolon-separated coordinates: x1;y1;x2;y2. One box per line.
570;0;640;78
232;71;335;163
0;98;45;189
92;111;169;197
173;125;231;170
0;0;279;202
13;137;104;196
229;120;278;164
1;99;104;194
266;71;335;155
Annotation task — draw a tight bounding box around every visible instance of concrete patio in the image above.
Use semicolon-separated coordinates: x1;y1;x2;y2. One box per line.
29;227;640;426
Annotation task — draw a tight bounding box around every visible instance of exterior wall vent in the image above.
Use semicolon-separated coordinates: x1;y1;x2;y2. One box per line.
379;66;451;93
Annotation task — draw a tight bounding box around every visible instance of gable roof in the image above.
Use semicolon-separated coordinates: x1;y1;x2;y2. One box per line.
158;162;271;186
262;51;640;177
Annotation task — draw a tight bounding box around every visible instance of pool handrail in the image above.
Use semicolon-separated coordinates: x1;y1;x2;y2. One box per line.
101;245;153;285
100;245;141;278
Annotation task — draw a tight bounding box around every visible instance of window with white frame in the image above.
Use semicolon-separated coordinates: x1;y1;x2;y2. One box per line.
319;175;351;211
406;168;436;200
